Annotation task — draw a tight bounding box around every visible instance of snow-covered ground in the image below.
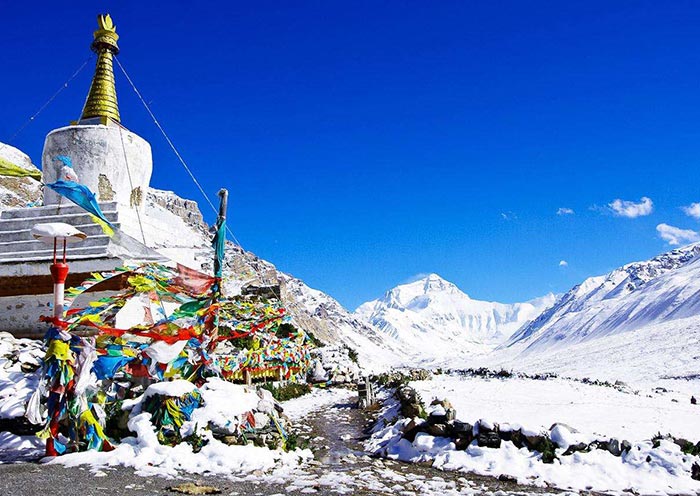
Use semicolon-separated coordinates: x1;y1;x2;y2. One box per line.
38;379;313;478
0;370;352;478
412;375;700;442
367;374;700;495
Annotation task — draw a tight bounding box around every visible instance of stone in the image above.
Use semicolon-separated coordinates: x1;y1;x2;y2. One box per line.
692;462;700;481
20;362;39;373
509;429;525;448
426;423;449;437
401;419;424;443
498;474;517;483
452;420;472;436
396;386;426;419
169;482;222;495
562;442;589;456
607;438;622;457
427;409;448;424
523;431;547;450
522;431;557;463
475;419;498;435
454;437;471;450
222;435;238;445
477;432;501;449
427;399;456;422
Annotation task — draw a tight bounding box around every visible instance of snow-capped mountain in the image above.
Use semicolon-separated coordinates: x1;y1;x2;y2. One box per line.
504;243;700;355
354;274;556;358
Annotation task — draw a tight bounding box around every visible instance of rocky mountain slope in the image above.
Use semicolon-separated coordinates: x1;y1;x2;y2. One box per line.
0;143;42;210
504;243;700;356
210;243;404;371
355;273;556;359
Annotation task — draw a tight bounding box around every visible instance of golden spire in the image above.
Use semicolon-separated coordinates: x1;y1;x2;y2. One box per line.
79;14;121;124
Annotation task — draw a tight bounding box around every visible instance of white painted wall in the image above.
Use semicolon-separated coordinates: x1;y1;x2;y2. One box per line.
42;124;152;214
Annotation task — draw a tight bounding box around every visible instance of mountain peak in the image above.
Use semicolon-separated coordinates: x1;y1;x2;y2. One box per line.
401;273;463;296
355;274;557;354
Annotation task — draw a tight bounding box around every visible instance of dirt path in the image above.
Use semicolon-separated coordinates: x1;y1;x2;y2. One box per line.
281;393;567;496
0;391;571;495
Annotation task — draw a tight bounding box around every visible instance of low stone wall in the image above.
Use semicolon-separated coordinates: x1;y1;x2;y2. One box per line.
393;385;700;479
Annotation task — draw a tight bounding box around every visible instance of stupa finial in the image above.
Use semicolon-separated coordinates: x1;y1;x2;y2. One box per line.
79;13;121;124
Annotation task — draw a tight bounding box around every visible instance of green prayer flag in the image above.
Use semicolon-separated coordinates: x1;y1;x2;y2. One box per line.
0;156;41;180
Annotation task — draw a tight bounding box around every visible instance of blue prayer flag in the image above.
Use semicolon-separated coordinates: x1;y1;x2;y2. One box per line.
45;180;114;236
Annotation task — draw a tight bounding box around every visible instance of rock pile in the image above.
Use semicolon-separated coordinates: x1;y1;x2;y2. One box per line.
451;367;636;394
0;332;42;427
307;346;360;384
376;369;432;388
395;385;426;419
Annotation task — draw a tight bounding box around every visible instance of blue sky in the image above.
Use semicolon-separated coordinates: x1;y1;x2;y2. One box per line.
3;1;700;309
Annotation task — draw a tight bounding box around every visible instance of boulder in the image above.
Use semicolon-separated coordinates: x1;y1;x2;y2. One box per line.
452;420;472;436
427;405;448;424
454;437;471;450
606;438;622;457
509;429;525;448
562;442;589;456
426;423;449;437
477;431;501;449
429;398;456;422
521;430;557;464
692;462;700;481
452;421;473;449
550;423;576;450
498;474;517;483
396;386;426;419
475;419;498;435
401;419;424;443
308;360;328;383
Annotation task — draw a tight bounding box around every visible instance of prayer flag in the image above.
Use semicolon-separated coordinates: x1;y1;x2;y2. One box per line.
45;180;114;236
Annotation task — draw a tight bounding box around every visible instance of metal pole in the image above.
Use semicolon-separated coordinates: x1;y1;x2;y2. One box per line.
47;238;70;321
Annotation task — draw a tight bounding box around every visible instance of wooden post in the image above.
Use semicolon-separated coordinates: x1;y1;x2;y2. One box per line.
213;188;228;280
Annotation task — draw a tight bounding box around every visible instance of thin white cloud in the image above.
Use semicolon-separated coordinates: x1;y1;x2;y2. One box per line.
557;207;575;216
500;212;517;221
558;260;568;267
608;197;654;218
656;223;700;246
681;202;700;219
402;273;432;284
